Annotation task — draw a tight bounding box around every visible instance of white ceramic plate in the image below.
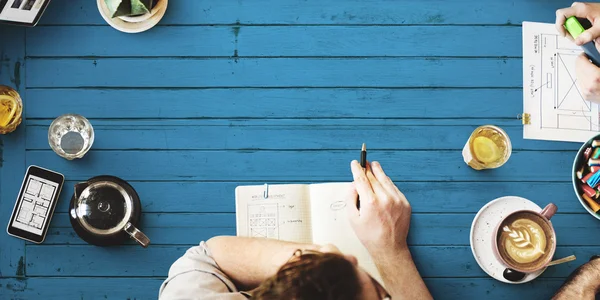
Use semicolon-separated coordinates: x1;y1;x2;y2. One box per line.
470;196;547;284
97;0;168;34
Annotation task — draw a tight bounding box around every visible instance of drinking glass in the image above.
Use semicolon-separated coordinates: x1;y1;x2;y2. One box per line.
463;125;512;170
48;114;94;160
0;85;23;134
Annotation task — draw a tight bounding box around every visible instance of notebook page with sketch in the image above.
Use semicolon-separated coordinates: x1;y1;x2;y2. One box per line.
235;184;313;244
235;183;384;286
308;182;383;286
522;22;600;142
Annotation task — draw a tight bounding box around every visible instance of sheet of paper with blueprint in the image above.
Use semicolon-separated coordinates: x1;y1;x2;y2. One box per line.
522;22;600;143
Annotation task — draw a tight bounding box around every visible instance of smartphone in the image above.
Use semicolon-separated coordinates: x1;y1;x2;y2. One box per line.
6;165;64;244
0;0;52;27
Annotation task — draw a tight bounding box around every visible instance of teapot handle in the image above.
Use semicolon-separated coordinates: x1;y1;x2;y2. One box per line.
124;222;150;248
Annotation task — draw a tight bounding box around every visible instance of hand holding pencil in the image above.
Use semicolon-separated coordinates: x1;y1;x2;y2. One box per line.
357;143;367;209
346;157;413;254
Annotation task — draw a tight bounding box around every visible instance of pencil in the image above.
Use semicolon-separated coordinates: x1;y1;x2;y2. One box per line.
357;143;367;210
360;143;367;170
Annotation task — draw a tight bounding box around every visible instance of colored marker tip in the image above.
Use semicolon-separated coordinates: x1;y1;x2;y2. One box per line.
362;143;366;151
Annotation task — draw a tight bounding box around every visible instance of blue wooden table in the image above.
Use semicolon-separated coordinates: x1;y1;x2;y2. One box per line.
2;0;599;299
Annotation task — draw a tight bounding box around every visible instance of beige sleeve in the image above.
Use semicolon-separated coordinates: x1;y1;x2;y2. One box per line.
158;241;248;300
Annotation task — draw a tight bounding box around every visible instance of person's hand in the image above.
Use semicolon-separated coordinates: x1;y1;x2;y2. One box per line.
555;3;600;44
552;256;600;299
556;3;600;102
346;160;411;257
575;53;600;101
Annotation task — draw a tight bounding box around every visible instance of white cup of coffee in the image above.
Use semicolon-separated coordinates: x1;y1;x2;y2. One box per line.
492;203;558;273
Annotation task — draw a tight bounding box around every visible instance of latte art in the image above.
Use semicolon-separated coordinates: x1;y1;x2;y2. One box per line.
501;219;547;264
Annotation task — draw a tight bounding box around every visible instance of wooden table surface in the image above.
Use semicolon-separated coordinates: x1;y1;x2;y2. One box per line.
2;0;599;299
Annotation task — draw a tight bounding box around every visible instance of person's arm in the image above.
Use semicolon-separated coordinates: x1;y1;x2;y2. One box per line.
556;2;600;102
346;160;432;300
552;257;600;299
206;236;320;291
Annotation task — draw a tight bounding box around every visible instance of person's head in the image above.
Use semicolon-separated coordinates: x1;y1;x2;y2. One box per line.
251;244;390;300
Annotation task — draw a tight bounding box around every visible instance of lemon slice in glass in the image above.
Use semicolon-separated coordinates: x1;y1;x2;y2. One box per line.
472;136;500;163
0;95;17;127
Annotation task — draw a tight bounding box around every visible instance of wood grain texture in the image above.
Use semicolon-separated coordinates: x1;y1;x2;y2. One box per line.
26;150;574;181
25;88;524;119
26;58;521;88
26;26;522;57
2;0;594;299
0;26;26;279
25;123;581;151
38;0;564;25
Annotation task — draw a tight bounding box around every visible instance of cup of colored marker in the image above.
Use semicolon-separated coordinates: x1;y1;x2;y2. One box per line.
572;135;600;218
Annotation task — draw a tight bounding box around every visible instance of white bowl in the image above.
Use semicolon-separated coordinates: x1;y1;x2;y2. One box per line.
572;133;600;220
97;0;168;34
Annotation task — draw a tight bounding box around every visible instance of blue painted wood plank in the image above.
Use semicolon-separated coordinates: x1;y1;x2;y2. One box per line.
43;213;600;247
9;0;594;298
0;26;26;278
25;123;581;151
23;245;594;278
426;278;565;299
27;118;524;127
25;150;574;181
25;88;524;119
26;26;522;57
0;277;571;299
38;0;565;25
0;277;572;299
27;26;236;57
50;181;585;214
25;245;190;277
0;277;165;299
25;58;521;88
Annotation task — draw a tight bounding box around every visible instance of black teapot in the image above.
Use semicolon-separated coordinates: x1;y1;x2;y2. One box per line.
69;175;150;248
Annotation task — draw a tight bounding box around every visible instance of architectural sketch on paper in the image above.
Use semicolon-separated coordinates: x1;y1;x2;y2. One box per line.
523;22;600;142
248;203;279;239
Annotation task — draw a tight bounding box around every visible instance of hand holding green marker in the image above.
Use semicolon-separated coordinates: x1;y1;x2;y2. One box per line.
565;16;600;67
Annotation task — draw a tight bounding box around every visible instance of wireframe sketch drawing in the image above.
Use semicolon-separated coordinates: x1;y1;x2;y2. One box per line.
248;203;279;239
523;22;600;142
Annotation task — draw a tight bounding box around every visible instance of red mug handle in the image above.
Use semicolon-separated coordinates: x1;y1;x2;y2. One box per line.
540;203;558;220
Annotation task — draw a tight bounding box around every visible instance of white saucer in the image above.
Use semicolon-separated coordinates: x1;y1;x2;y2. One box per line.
470;196;547;284
97;0;168;34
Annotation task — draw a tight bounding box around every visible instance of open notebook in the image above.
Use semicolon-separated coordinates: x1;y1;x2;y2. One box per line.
235;183;383;285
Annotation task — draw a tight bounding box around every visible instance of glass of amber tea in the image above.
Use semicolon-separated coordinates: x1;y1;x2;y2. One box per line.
0;85;23;134
462;125;512;170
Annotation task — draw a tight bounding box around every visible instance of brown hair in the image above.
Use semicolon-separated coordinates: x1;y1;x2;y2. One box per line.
251;251;362;300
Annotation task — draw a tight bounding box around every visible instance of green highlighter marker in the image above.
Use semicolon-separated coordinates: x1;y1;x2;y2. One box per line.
564;16;600;67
